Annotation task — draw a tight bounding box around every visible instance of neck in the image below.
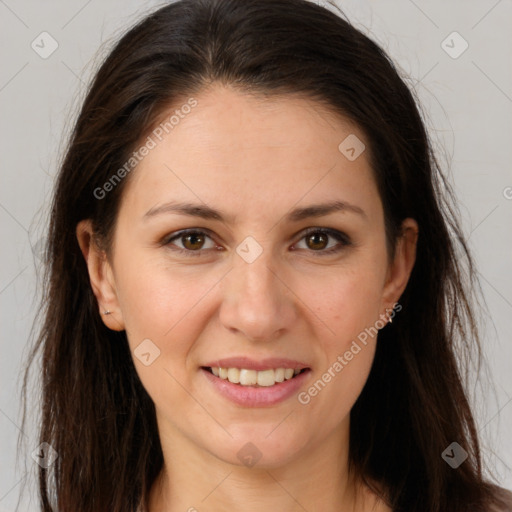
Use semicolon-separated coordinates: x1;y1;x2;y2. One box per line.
147;420;374;512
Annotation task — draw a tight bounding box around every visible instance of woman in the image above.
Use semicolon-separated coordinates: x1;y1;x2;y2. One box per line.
21;0;512;510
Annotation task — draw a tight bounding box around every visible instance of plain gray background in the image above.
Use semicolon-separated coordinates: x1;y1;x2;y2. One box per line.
1;0;511;509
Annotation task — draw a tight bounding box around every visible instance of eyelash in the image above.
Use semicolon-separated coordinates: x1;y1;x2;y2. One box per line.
162;227;351;257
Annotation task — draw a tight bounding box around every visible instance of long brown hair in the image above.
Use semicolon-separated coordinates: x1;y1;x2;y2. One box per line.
20;0;509;510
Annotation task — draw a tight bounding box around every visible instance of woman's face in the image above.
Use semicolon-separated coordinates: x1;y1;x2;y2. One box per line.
80;84;417;469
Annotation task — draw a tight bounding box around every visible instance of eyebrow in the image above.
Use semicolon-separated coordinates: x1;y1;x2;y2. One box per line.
143;199;367;223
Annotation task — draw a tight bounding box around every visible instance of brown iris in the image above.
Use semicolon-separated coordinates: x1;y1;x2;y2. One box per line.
305;232;328;251
182;233;205;250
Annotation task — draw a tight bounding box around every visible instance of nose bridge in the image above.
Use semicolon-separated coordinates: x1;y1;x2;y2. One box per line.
219;237;295;341
232;232;277;288
232;242;282;308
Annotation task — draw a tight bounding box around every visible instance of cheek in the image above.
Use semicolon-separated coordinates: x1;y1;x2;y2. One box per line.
292;264;383;415
296;307;379;434
302;340;377;432
301;263;384;344
113;252;215;359
113;256;217;415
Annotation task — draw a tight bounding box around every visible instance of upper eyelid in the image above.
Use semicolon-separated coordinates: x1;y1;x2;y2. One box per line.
165;228;216;244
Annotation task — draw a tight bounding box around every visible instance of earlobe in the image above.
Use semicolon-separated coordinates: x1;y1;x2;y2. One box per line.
76;220;125;331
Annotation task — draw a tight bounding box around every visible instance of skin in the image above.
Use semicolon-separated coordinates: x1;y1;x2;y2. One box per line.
77;84;418;511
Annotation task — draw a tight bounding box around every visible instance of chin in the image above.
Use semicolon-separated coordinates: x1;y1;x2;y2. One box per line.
207;428;310;469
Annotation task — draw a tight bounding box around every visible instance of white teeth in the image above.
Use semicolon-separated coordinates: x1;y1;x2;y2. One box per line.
257;369;275;387
284;368;294;380
274;368;285;382
227;367;240;383
239;369;257;386
210;366;303;386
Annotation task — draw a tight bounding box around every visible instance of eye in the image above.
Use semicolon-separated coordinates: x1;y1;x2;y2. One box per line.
162;227;351;257
164;229;218;256
293;227;351;255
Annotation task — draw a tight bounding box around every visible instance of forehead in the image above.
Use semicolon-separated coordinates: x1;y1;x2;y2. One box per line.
119;84;381;223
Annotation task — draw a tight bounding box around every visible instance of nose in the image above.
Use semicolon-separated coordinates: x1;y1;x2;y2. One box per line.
218;247;298;343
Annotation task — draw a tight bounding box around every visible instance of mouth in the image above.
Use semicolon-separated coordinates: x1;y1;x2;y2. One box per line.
201;366;310;387
200;359;312;406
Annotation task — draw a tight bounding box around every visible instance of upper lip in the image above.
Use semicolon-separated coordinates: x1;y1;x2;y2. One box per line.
202;357;310;372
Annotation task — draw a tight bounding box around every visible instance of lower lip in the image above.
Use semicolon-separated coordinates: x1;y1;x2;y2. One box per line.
201;368;311;407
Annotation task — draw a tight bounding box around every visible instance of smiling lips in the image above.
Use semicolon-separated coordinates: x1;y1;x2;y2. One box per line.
202;358;311;406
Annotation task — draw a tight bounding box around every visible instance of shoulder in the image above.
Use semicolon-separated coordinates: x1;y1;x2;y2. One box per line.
488;486;512;512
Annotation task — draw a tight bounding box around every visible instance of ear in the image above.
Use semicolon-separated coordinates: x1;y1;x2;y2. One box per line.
381;217;419;313
76;220;125;331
